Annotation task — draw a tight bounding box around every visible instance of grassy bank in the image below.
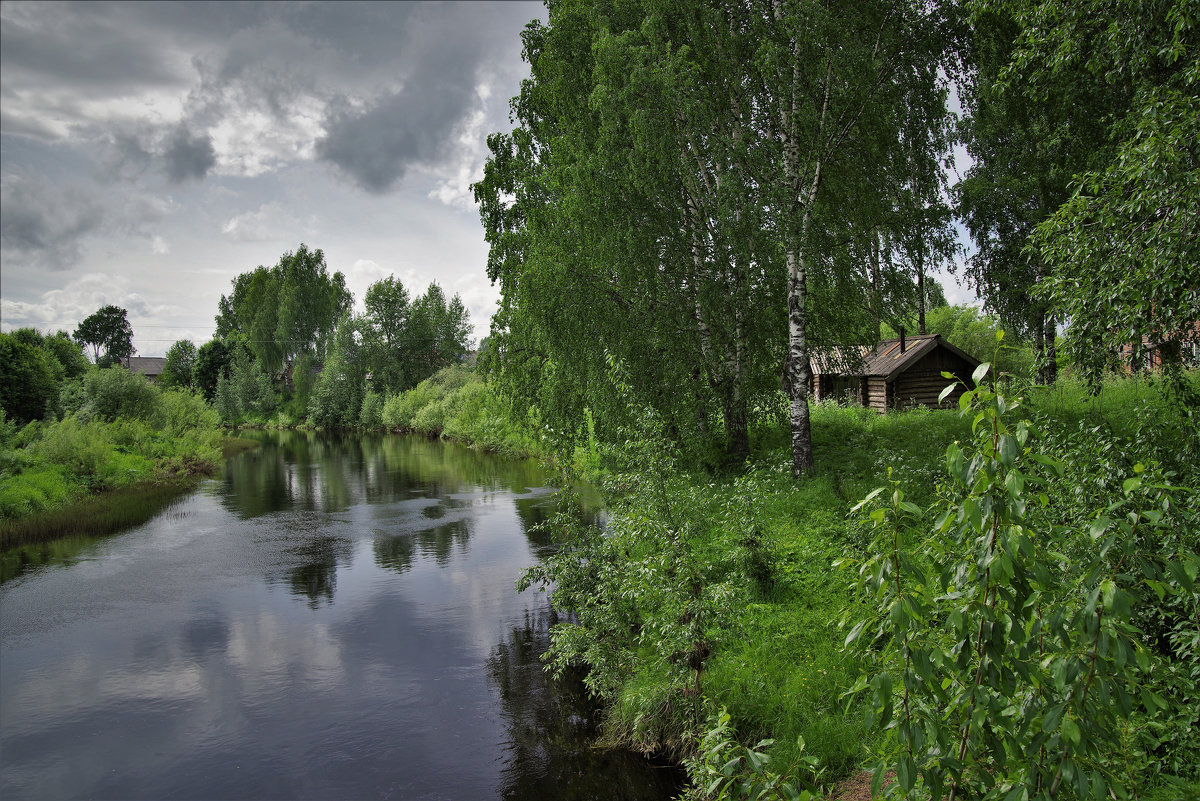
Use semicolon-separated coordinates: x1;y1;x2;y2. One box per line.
515;370;1199;800
378;364;549;458
0;374;226;548
0;479;203;553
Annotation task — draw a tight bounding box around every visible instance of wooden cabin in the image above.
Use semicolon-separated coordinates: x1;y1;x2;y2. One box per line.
812;333;980;413
122;356;167;382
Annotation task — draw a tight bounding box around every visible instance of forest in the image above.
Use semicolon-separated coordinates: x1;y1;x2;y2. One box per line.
1;0;1197;799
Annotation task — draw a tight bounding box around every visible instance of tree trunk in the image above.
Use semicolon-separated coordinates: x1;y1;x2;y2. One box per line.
869;234;881;336
916;240;927;335
786;254;815;476
1044;313;1057;384
779;25;826;478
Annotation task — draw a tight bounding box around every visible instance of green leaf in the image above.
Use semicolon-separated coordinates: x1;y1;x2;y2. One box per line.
898;755;915;791
845;620;867;647
1062;717;1081;746
1003;785;1027;801
972;362;990;385
1101;578;1116;609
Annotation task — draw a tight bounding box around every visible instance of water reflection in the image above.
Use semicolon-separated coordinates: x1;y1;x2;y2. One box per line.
284;533;352;608
490;605;686;800
222;431;552;521
1;431;681;800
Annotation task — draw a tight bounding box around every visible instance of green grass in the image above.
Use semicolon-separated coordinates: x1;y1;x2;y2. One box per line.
0;479;201;552
539;371;1198;797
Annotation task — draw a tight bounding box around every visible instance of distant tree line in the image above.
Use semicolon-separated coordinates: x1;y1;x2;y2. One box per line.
195;244;472;426
0;244;472;431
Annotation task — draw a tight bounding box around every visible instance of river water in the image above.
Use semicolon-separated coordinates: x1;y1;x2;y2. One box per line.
0;432;683;800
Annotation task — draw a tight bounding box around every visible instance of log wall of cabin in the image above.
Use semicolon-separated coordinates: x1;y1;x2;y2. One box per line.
892;351;977;410
867;377;889;412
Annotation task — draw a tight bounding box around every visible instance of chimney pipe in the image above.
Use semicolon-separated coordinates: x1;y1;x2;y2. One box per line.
899;326;906;353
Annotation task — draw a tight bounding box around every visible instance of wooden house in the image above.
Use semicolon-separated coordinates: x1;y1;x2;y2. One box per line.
811;332;980;413
122;356;167;382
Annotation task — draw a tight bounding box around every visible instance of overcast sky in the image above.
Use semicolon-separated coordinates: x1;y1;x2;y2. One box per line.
1;0;546;356
1;1;975;358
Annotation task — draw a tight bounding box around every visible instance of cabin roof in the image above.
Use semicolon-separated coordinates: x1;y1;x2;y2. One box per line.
123;356;167;376
814;334;980;382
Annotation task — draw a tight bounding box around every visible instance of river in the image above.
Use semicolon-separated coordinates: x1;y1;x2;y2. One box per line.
0;431;684;800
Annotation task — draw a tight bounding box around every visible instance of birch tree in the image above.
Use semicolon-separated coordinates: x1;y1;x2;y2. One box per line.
753;0;954;474
476;0;955;471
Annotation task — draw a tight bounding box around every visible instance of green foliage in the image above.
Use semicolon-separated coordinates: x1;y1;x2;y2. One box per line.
73;304;134;366
968;0;1200;382
682;708;821;801
216;244;352;377
0;393;221;527
307;316;364;429
382;376;445;430
153;388;220;437
78;366;160;423
193;338;233;402
361;277;473;396
161;339;197;389
0;332;60;424
474;0;957;470
955;6;1117;379
213;349;277;425
375;364;543;456
0;462;80;521
358;390;384;430
41;330;90;380
843;363;1199;798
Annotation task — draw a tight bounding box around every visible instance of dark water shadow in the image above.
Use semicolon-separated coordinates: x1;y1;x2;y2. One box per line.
488;603;687;800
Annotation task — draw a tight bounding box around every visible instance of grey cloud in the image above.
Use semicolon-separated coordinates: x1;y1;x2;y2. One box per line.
0;4;187;90
313;4;528;193
0;171;104;270
163;125;216;183
107;129;155;179
3;1;543;190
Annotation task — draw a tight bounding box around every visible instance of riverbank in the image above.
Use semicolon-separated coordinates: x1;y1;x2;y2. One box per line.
511;372;1200;799
0;435;257;552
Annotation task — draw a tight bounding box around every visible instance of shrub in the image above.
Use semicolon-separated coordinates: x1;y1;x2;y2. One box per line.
153;389;219;436
30;417;115;479
359;390;384;429
79;366;161;422
410;394;448;435
382;378;444;429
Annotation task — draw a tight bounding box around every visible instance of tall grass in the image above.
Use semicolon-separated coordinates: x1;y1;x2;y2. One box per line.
0;376;224;542
0;481;198;551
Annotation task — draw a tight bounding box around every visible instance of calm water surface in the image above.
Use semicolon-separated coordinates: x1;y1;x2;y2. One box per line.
0;432;683;800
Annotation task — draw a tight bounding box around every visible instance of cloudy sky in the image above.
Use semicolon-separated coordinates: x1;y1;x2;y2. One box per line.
1;0;546;356
2;1;976;358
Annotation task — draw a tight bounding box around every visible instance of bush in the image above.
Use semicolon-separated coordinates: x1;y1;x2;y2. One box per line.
153;389;219;436
359;391;384;429
382;378;445;429
79;366;161;423
410;394;448;434
30;417;116;479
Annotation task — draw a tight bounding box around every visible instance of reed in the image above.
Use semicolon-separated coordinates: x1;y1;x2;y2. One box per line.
0;479;198;551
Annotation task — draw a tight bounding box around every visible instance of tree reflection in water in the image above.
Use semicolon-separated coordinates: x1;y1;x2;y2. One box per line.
285;534;352;608
488;603;686;801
